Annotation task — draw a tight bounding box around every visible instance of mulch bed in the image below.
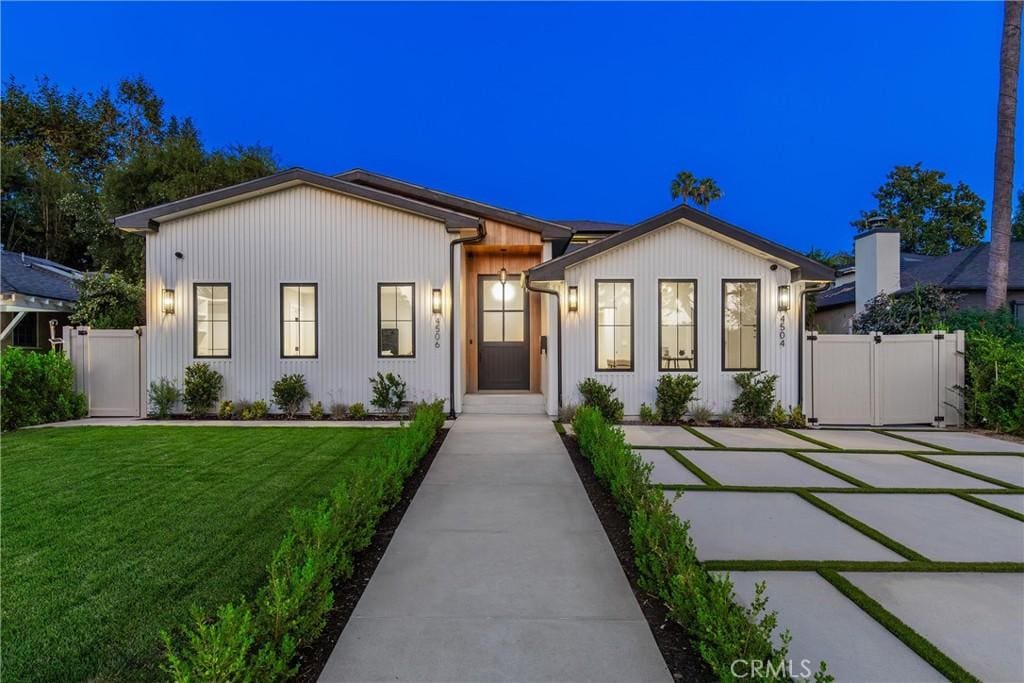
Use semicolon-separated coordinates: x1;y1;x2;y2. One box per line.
293;427;449;682
559;431;713;682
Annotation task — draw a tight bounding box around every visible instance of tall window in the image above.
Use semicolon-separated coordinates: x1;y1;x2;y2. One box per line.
194;284;230;357
659;280;697;371
596;280;633;371
722;279;760;370
378;283;415;357
10;313;38;348
1013;301;1024;325
281;284;317;358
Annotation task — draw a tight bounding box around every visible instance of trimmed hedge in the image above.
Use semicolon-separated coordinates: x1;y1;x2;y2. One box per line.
572;406;831;682
1;348;87;431
161;400;446;680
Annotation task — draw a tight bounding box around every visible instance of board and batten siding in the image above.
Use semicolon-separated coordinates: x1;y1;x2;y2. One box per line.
560;221;800;415
145;185;454;413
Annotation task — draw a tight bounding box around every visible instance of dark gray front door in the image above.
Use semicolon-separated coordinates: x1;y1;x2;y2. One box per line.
478;275;530;390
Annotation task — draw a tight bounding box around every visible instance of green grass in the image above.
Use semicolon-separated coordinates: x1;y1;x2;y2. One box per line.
0;426;394;683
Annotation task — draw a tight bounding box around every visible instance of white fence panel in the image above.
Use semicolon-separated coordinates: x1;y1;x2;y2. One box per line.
803;331;963;427
63;326;146;417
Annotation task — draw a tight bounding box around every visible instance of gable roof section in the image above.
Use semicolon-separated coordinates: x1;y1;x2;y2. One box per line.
528;203;835;282
337;169;573;241
114;168;480;233
1;249;81;302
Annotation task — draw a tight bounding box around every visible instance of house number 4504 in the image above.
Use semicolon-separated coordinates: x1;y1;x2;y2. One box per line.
778;314;786;347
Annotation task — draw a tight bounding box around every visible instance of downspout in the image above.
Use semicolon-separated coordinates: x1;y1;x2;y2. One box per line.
797;282;830;408
525;275;562;410
449;220;487;419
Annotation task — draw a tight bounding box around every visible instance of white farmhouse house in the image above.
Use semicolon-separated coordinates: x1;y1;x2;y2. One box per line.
115;168;834;417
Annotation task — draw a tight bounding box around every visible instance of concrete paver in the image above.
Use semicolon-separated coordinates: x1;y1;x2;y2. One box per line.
844;572;1024;682
620;425;708;448
690;427;822;450
888;431;1024;453
680;450;854;487
802;452;1003;489
793;429;938;451
971;494;1024;515
817;493;1024;562
919;454;1024;487
727;572;942;682
635;449;704;485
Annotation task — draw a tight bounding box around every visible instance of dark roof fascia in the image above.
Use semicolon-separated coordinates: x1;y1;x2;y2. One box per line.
337;169;573;241
114;168;480;233
529;203;835;282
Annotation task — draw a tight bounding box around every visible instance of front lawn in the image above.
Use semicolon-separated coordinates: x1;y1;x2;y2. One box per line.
1;426;393;682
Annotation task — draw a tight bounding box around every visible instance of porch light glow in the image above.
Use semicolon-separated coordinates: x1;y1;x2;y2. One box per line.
498;267;508;284
777;284;791;312
431;288;443;315
162;288;175;315
567;285;579;312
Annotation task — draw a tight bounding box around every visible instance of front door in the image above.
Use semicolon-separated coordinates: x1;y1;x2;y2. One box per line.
478;275;530;390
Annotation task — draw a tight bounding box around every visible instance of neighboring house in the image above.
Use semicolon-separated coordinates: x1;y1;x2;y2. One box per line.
1;246;81;351
115;168;833;417
814;227;1024;333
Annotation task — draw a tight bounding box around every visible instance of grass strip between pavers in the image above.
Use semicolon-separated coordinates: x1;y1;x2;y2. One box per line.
705;559;1024;572
776;427;839;450
629;444;1020;455
796;491;929;561
818;570;982;683
782;450;872;488
953;493;1024;522
875;429;956;452
901;452;1021;489
665;448;721;486
681;424;725;448
658;484;1022;494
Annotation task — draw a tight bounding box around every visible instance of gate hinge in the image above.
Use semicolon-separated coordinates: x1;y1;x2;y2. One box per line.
77;329;88;336
806;332;818;341
934;333;945;340
808;417;819;424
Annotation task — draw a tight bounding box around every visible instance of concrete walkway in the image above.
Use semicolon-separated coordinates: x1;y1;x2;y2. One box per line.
320;414;669;682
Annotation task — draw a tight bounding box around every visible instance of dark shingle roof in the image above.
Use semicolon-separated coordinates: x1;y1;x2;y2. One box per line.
1;250;81;301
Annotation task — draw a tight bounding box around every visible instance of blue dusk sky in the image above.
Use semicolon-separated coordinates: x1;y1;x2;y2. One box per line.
2;1;1015;254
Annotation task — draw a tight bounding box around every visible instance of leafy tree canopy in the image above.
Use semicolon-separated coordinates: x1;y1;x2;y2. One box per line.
69;272;145;329
2;76;277;281
669;170;723;211
852;162;986;256
851;284;964;334
1011;187;1024;240
805;247;854;269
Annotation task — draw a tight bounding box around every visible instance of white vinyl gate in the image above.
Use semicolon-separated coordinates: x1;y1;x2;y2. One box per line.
63;326;146;417
802;331;964;427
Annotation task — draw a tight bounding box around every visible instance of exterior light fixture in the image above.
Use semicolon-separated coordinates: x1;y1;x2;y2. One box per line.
162;288;175;315
498;248;508;284
431;288;443;315
777;284;791;312
567;285;579;312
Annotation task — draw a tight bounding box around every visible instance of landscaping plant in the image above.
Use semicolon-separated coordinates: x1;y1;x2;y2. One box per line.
852;284;962;334
689;403;713;426
348;402;367;420
182;363;224;419
148;378;181;419
1;348;87;431
369;372;407;416
272;374;310;419
959;329;1024;434
731;371;778;426
70;272;146;329
218;400;235;420
328;402;348;420
639;403;659;424
577;377;624;422
558;402;579;424
309;401;325;421
655;374;700;422
787;404;808;429
241;400;269;421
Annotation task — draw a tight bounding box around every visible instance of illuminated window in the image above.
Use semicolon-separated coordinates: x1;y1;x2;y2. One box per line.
595;280;633;371
194;284;230;357
723;280;760;370
281;284;317;358
659;280;696;371
379;283;415;357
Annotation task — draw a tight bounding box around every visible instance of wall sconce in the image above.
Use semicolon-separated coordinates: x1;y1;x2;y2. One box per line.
162;288;175;315
431;288;443;315
567;285;579;312
777;284;791;312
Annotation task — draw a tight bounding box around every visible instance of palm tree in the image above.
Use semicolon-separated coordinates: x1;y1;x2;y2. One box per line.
670;171;699;205
693;177;724;212
986;0;1022;310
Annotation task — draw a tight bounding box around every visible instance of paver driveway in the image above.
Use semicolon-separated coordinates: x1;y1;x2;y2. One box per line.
628;425;1024;682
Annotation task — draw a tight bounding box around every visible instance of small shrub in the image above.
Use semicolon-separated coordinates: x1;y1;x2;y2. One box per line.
348;402;367;420
731;371;778;426
1;348;87;431
639;403;659;424
328;402;348;420
787;404;808;429
718;411;739;427
408;399;444;422
369;372;407;415
272;374;310;419
148;378;181;419
577;378;624;422
241;400;269;421
769;401;788;427
961;330;1024;434
689;403;713;426
218;400;235;420
182;363;223;419
655;374;700;423
309;401;325;421
558;402;579;424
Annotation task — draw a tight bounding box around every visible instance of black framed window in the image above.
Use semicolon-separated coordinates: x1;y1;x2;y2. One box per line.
659;279;697;371
194;283;231;357
10;313;38;348
595;279;633;371
281;283;317;358
722;279;760;370
1013;301;1024;325
378;283;415;357
481;278;525;342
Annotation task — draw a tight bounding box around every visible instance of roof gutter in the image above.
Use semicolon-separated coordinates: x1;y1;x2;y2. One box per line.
449;220;487;418
525;276;562;410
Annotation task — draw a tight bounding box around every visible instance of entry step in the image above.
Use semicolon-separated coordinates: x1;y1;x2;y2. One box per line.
461;393;547;414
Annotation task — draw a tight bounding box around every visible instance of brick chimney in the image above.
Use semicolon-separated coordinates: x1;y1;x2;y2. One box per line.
854;220;901;313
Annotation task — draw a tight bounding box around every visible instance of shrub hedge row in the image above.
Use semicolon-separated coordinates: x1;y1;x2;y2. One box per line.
160;401;446;681
1;348;87;431
571;406;831;682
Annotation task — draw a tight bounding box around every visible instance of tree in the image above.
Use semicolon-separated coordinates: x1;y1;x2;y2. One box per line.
69;272;145;329
1011;187;1024;240
852;285;964;335
805;247;854;269
669;170;723;211
852;163;986;256
987;1;1023;309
